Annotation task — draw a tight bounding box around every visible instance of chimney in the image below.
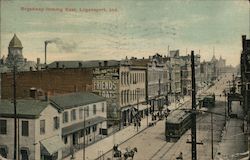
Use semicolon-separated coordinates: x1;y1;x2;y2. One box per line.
104;61;108;67
79;62;82;68
37;58;40;70
44;92;48;101
99;62;102;67
30;88;37;99
37;58;40;65
242;35;246;50
24;58;27;63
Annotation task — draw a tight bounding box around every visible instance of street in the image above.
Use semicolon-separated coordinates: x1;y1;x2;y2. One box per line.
102;74;234;160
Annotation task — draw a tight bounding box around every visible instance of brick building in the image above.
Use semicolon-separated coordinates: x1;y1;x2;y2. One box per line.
1;68;93;99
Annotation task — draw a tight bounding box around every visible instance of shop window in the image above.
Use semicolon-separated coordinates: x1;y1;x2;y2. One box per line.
0;120;7;135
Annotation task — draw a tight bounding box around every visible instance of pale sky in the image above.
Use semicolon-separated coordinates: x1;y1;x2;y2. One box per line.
1;0;249;66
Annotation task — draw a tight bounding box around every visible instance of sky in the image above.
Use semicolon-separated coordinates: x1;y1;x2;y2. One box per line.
0;0;249;66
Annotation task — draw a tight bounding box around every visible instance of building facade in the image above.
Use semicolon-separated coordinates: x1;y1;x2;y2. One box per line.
0;92;107;159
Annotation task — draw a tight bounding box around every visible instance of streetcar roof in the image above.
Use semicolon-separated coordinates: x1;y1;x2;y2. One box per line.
166;110;190;124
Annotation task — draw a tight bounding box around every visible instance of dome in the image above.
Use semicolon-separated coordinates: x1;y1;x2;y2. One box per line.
8;34;23;48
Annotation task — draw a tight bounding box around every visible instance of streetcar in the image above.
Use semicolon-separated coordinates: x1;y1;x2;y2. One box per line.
165;110;192;142
202;94;215;108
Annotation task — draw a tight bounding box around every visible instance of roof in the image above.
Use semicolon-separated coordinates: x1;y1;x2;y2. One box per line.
130;59;150;66
8;34;23;48
49;92;106;110
0;100;49;119
166;110;191;124
47;60;120;69
62;116;106;136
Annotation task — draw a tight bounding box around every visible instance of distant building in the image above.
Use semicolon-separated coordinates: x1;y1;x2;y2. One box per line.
0;92;107;159
164;50;181;101
179;54;201;95
0;34;39;72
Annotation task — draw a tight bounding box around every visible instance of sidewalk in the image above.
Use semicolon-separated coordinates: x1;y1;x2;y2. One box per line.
64;114;150;160
215;101;248;160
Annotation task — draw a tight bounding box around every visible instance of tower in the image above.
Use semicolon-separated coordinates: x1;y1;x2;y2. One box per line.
6;34;24;66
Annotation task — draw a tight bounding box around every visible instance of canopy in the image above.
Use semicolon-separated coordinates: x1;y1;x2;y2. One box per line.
40;135;64;155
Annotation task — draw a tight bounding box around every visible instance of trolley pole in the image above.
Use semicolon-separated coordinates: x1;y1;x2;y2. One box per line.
191;51;197;160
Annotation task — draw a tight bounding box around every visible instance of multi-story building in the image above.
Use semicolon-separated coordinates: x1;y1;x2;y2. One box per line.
130;54;169;112
92;59;148;128
179;54;201;95
1;67;93;99
0;100;64;160
240;35;250;153
164;50;181;102
0;92;107;159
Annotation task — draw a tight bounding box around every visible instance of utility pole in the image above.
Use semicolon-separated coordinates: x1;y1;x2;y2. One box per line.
191;51;197;160
13;63;17;160
137;88;139;132
211;112;214;160
83;107;86;160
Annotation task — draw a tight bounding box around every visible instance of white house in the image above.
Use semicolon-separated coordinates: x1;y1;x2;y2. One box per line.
0;92;107;159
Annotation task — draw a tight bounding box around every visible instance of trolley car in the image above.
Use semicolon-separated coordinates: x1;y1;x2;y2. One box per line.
202;94;215;108
165;110;192;142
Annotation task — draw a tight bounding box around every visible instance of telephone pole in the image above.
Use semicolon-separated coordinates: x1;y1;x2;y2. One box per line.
13;62;18;160
191;51;197;160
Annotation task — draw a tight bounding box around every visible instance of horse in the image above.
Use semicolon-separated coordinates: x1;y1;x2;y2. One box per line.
113;144;122;158
123;147;138;160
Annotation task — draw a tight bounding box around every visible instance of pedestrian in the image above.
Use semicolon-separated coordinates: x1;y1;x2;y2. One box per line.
138;121;141;128
176;152;183;160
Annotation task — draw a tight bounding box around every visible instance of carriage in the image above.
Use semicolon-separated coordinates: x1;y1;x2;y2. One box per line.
165;110;192;142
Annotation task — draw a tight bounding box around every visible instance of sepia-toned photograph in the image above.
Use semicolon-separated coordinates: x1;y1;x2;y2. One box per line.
0;0;250;159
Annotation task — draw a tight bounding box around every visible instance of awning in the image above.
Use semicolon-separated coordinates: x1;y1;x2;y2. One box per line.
40;135;64;155
138;104;149;111
62;116;106;136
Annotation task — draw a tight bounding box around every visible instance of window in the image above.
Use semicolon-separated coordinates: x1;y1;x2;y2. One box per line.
53;117;60;129
92;125;97;132
86;127;90;135
102;103;105;112
63;136;68;144
93;105;96;115
71;109;76;121
40;120;45;135
22;121;29;136
0;120;7;134
79;108;83;119
86;106;89;117
63;111;68;123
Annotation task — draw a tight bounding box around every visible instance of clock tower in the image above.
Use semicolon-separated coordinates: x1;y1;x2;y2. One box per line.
6;34;24;66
